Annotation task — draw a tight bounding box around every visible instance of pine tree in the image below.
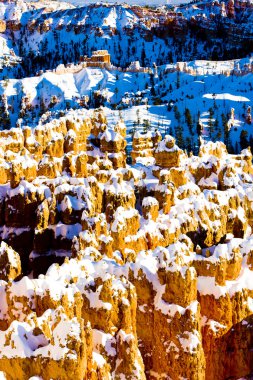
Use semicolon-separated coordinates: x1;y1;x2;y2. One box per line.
249;135;253;154
185;137;192;152
136;109;140;128
222;113;229;146
132;121;138;137
143;119;150;133
240;130;249;150
208;107;214;140
174;105;181;123
150;86;156;97
197;121;202;136
176;71;180;89
175;125;184;148
141;48;146;67
184;108;193;134
115;87;119;102
227;136;234;154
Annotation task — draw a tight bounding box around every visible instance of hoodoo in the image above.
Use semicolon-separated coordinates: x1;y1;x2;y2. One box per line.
0;0;253;378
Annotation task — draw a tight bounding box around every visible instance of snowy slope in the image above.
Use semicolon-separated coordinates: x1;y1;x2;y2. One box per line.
1;57;252;154
0;0;253;153
1;0;253;79
0;0;27;21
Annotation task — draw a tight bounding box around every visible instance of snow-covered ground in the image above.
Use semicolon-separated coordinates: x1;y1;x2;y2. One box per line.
2;0;253;80
1;57;252;153
0;0;253;152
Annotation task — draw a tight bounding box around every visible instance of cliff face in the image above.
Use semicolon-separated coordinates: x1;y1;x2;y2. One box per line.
0;108;252;379
2;0;253;78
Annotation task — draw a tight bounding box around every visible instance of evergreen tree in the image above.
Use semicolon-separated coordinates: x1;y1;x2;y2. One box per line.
150;86;156;97
143;119;150;133
141;48;146;67
175;124;184;148
197;121;202;136
240;130;249;150
227;136;234;154
222;113;229;146
135;109;140;128
115;87;119;102
185;136;192;152
184;108;193;134
132;121;138;137
176;71;180;89
174;105;181;123
249;135;253;154
208;107;214;139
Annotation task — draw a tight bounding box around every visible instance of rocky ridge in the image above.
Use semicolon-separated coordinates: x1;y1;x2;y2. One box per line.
1;0;253;77
0;107;252;378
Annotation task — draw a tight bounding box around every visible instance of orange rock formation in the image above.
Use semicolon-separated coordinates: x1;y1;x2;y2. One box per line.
0;109;252;379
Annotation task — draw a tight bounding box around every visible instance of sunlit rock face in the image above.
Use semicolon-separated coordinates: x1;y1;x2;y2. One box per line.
0;109;252;379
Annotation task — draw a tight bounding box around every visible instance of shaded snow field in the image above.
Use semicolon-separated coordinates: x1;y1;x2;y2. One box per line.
1;58;253;150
